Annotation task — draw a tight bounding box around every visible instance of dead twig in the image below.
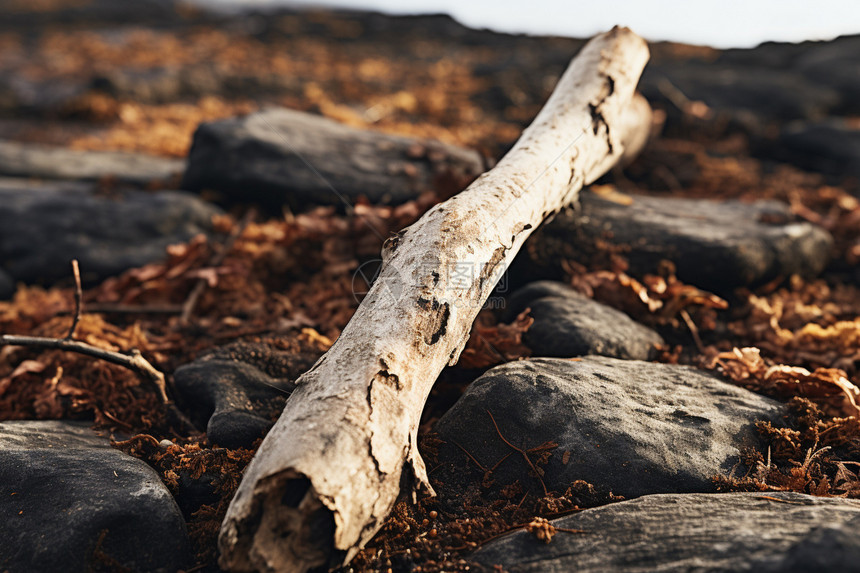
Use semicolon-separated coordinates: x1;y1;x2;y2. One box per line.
0;334;169;403
487;409;549;496
755;495;806;505
680;309;706;355
451;440;488;472
1;259;168;402
180;209;256;325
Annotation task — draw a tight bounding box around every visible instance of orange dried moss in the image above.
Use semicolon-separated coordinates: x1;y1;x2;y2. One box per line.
715;398;860;499
458;309;533;369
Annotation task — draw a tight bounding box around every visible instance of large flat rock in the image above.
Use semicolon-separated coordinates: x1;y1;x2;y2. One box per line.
0;178;222;286
472;492;860;572
531;193;833;293
433;356;785;500
0;420;190;572
181;107;483;210
0;140;184;185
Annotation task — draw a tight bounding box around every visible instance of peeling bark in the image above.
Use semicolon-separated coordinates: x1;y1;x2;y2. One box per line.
219;26;651;573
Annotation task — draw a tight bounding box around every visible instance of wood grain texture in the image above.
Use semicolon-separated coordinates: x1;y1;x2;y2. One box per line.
218;26;651;573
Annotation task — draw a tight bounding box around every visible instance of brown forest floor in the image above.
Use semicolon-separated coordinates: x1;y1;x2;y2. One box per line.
1;5;860;572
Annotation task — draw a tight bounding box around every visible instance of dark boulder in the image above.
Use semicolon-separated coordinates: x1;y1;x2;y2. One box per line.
181;107;483;211
504;281;663;359
0;140;184;185
433;356;785;501
0;420;191;573
766;119;860;180
531;192;833;293
173;341;318;448
0;179;222;286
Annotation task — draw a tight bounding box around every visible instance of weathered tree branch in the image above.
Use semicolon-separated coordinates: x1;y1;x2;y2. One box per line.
219;27;651;572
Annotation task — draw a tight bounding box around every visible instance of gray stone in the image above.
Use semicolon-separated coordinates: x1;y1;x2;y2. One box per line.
768;119;860;180
640;61;840;130
471;492;860;572
532;193;833;293
0;420;190;572
0;140;184;185
0;77;88;116
91;65;302;104
0;178;222;286
0;267;13;299
504;281;663;360
794;35;860;115
181;107;483;210
433;357;785;500
174;342;317;448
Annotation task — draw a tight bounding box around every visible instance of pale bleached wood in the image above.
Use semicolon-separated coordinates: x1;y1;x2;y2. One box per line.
219;26;651;572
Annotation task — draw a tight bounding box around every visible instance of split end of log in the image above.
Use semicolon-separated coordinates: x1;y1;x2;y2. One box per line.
219;471;338;572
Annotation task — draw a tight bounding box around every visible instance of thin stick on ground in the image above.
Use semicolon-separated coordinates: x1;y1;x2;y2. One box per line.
180;208;256;325
487;409;549;496
452;440;488;472
680;309;706;354
0;334;169;403
1;259;170;403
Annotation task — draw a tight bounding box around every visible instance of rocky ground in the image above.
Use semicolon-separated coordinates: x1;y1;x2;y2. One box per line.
1;2;860;572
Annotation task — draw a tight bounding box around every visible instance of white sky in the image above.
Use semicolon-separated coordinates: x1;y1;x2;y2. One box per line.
199;0;860;48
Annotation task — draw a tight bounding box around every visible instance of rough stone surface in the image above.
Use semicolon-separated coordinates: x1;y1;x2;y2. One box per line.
173;342;317;448
504;281;663;359
181;107;484;210
532;192;833;293
471;492;860;572
0;140;184;185
433;356;785;500
0;420;190;573
0;178;222;285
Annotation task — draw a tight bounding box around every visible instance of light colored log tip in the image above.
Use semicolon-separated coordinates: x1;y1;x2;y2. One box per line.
219;26;651;573
219;472;339;572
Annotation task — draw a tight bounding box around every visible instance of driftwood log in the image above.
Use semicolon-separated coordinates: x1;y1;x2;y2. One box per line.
220;26;651;572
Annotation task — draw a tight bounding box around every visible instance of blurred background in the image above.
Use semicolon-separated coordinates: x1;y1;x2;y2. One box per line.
196;0;860;48
2;0;857;162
